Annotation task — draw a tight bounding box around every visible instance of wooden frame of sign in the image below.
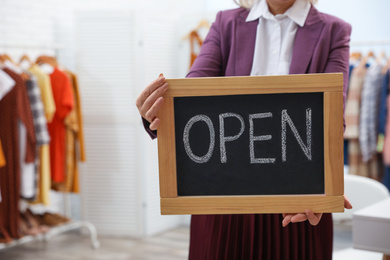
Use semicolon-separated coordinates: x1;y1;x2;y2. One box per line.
157;73;344;215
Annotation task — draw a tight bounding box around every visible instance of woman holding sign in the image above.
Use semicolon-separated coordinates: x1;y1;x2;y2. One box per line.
136;0;352;259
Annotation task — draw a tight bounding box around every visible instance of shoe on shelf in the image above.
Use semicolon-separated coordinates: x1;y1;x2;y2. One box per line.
19;212;40;236
42;212;69;227
0;226;12;244
52;213;71;223
25;208;50;234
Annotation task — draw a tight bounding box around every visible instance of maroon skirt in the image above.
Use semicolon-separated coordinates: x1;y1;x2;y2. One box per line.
189;213;333;260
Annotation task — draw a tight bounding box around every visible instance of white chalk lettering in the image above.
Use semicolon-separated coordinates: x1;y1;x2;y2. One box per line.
249;113;276;164
183;115;215;163
219;113;245;163
281;109;312;162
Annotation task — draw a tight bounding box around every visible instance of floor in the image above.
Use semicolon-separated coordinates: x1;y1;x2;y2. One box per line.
0;224;384;260
0;227;190;260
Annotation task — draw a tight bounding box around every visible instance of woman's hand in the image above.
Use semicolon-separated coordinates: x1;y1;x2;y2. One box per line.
282;195;353;227
282;210;323;227
136;73;168;130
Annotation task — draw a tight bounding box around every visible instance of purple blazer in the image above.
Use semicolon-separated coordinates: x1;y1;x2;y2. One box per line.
144;5;351;138
188;5;351;83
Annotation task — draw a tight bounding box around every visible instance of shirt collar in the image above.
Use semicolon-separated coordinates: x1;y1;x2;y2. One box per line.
246;0;311;27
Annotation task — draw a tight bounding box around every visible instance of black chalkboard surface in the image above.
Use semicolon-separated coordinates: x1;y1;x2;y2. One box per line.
157;74;344;215
174;92;324;196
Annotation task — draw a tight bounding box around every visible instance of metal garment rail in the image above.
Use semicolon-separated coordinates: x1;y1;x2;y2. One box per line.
0;221;100;250
350;40;390;46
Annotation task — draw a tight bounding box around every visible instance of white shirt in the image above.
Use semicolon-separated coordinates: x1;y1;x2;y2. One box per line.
0;69;15;101
246;0;311;76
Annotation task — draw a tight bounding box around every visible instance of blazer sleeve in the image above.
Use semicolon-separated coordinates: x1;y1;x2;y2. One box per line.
142;11;226;139
187;11;224;78
323;21;352;121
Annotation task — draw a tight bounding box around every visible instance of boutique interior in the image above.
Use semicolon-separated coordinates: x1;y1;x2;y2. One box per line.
0;0;390;259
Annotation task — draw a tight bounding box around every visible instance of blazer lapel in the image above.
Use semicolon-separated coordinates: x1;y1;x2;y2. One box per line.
289;6;325;74
234;10;258;76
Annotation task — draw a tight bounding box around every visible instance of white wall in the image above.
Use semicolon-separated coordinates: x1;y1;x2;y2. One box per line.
316;0;390;54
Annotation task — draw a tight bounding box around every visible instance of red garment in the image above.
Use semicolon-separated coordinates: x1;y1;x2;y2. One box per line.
47;68;73;183
0;68;36;238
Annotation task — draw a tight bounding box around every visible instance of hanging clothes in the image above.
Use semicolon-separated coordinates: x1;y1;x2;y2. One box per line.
381;70;390;191
344;64;366;139
21;77;50;200
344;65;367;176
189;30;204;69
382;72;390;165
66;71;85;193
0;139;5;169
358;63;384;180
28;65;54;206
32;145;51;205
0;70;15;171
28;64;56;122
52;70;85;193
0;69;15;100
377;70;389;153
0;69;15;202
359;63;384;163
65;112;78;192
47;67;74;184
66;71;86;162
3;62;38;200
19;122;36;200
0;68;36;239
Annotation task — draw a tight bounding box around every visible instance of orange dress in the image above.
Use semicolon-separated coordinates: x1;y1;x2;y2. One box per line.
47;68;74;183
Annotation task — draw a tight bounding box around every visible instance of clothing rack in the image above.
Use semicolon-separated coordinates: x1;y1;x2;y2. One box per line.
0;221;100;250
350;40;390;46
0;44;63;57
0;45;100;250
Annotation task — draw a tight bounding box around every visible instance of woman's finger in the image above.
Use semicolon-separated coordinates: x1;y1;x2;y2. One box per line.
149;118;160;131
344;195;353;209
144;97;164;127
290;213;307;223
305;210;322;226
282;214;293;227
136;74;165;111
141;83;168;121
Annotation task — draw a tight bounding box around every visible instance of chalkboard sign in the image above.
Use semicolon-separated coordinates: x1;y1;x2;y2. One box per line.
175;92;324;196
157;74;344;215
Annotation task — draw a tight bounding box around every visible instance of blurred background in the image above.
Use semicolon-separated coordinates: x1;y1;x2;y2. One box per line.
0;0;389;259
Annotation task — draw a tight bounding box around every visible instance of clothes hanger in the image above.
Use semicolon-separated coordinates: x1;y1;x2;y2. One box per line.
2;54;14;63
194;19;210;31
0;55;6;63
19;54;34;70
19;54;32;64
376;51;386;65
358;51;374;68
36;55;56;67
1;54;27;77
182;19;211;41
350;52;361;61
383;56;390;75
